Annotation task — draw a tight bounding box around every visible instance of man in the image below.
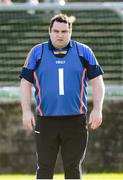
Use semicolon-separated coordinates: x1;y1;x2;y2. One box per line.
20;14;105;179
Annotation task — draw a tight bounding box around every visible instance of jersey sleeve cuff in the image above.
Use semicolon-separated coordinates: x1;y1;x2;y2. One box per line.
19;67;34;83
87;65;104;80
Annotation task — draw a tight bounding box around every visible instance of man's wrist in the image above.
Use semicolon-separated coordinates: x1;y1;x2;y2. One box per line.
22;108;32;114
93;106;102;112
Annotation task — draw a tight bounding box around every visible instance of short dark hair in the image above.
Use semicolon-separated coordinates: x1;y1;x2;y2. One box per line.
49;13;76;32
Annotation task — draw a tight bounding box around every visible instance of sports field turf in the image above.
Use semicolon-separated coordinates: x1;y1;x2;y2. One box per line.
0;173;123;180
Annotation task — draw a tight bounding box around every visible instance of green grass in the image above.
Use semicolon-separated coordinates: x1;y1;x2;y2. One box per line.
0;173;123;180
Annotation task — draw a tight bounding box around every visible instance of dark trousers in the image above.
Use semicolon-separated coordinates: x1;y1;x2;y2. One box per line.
34;114;88;179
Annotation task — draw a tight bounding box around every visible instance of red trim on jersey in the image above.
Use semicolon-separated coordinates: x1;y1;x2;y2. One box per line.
34;71;43;116
80;68;87;113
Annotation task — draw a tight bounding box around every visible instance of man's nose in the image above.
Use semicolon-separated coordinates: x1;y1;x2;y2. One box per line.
58;32;63;37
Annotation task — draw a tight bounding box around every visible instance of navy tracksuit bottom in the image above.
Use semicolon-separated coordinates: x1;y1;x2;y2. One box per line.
34;114;88;179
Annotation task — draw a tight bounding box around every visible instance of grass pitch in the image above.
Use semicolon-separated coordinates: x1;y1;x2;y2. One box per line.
0;173;123;180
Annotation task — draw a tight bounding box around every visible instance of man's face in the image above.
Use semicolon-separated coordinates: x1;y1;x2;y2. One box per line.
49;21;72;49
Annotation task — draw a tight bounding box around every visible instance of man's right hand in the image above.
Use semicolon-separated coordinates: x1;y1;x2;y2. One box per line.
22;111;35;131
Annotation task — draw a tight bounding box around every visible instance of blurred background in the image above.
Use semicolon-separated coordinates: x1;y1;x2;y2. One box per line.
0;0;123;175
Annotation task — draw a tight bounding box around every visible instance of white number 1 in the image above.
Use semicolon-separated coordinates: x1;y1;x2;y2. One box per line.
58;68;64;95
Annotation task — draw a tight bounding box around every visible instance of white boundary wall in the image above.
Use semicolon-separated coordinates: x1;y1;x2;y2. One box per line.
0;2;123;11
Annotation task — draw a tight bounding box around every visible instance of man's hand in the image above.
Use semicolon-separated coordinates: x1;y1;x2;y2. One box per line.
22;111;35;131
88;109;102;130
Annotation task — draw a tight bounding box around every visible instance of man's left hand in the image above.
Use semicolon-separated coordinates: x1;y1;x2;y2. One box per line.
88;109;102;130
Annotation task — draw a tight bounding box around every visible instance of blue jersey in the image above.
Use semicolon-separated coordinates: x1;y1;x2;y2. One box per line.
20;40;103;116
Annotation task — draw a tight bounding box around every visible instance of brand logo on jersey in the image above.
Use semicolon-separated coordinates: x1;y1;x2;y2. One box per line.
56;61;66;64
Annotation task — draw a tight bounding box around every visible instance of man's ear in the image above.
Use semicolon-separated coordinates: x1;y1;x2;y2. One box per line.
70;28;72;34
49;27;51;35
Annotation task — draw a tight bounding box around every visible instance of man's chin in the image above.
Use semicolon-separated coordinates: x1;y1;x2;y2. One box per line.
56;42;67;49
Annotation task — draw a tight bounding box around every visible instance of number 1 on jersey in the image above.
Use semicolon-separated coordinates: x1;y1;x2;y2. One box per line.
58;68;64;95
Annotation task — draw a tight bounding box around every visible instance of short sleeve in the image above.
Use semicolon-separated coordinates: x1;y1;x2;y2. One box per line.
20;44;43;83
77;43;104;80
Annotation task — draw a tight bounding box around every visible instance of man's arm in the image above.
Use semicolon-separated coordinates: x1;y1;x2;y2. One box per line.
20;78;35;130
89;75;105;130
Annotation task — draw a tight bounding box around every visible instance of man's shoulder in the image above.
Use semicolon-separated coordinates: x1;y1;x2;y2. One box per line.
73;40;90;50
72;40;92;57
32;41;48;51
